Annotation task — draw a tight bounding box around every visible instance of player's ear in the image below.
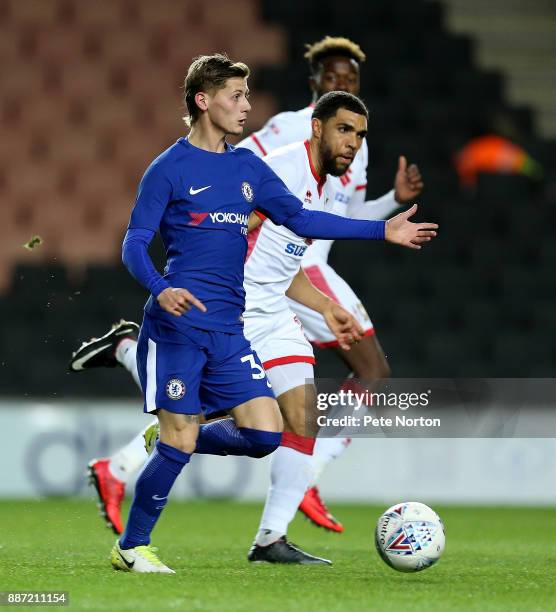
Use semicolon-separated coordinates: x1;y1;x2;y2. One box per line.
195;92;209;113
311;117;323;140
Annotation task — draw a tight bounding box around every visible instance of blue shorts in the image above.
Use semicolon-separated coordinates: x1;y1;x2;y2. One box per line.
136;314;275;416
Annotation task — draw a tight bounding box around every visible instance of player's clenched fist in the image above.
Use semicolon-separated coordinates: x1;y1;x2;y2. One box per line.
385;204;438;250
323;301;364;351
157;287;207;317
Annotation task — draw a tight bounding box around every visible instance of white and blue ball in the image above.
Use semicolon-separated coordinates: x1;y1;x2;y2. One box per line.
375;502;445;572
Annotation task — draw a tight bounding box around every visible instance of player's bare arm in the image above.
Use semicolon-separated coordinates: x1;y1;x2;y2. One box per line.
248;212;264;232
385;204;438;250
286;268;363;350
157;287;207;317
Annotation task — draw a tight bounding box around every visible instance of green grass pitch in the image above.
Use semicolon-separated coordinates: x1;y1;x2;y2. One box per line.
0;499;554;611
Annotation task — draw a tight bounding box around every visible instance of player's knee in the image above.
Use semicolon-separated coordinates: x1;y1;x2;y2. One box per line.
239;427;281;458
158;417;199;454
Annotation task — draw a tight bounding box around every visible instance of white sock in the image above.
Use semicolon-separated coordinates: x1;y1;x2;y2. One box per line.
115;338;141;390
310;437;350;486
108;421;155;484
256;446;314;544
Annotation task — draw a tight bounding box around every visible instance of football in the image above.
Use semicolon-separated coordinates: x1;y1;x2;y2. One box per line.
375;502;445;572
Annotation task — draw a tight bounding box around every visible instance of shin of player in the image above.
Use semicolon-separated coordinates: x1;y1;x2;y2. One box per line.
253;368;320;547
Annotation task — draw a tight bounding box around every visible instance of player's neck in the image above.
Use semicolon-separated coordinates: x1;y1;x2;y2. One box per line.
188;123;228;153
308;139;324;178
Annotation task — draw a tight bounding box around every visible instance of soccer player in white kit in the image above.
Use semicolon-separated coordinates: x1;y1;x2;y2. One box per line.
225;92;434;564
245;93;374;563
237;36;424;532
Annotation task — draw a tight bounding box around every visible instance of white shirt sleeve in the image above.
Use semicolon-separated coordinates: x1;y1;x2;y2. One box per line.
263;151;306;199
347;189;402;220
237;112;308;158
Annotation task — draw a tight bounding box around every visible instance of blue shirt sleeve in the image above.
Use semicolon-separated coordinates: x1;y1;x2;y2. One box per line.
127;160;174;231
123;160;174;297
252;158;303;225
283;208;386;240
122;228;171;298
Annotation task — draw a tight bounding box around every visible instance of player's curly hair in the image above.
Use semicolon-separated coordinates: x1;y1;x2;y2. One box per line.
183;53;250;126
304;36;366;74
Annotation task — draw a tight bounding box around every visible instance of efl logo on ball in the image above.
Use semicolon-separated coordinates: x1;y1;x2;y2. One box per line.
166;379;186;400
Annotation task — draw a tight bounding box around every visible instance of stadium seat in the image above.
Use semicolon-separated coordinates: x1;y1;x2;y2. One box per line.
201;0;259;30
1;63;46;96
228;27;287;66
135;1;191;29
71;1;128;28
30;27;93;63
532;300;556;333
99;30;151;66
501;268;556;300
8;0;61;26
493;331;554;375
4;162;62;202
59;63;111;98
0;28;25;63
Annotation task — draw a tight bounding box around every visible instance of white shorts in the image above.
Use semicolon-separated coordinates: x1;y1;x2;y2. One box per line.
244;306;315;396
286;261;375;348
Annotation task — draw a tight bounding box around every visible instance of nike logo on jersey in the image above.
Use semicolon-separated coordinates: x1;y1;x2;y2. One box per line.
189;185;211;195
152;495;168;501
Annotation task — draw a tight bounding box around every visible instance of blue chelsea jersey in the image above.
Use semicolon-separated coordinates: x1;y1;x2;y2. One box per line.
127;137;303;334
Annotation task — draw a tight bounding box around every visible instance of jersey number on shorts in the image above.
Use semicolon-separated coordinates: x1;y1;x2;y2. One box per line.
240;354;272;388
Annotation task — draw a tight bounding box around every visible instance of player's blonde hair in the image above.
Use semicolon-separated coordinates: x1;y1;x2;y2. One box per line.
183;53;250;127
304;36;366;73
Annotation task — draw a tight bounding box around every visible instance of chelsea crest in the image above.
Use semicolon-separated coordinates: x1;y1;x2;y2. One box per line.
241;181;254;202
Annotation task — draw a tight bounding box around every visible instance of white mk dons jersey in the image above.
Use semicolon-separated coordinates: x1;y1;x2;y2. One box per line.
244;140;335;315
238;105;372;264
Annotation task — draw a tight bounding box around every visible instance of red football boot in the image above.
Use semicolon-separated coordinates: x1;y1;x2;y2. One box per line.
298;486;344;533
88;458;125;535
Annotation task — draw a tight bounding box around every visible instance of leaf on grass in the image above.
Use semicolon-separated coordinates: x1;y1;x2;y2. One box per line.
23;235;43;250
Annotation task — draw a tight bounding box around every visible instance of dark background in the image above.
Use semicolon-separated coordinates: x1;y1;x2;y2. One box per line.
0;0;554;399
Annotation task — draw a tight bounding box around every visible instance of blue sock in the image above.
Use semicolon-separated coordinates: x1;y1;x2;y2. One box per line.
195;419;281;458
119;440;190;549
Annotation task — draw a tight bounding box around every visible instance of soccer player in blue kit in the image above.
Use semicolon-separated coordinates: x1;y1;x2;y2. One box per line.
111;54;438;573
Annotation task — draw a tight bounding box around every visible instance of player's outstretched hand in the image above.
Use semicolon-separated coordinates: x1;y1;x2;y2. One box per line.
157;287;207;316
323;302;364;350
385;204;438;250
394;155;424;203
